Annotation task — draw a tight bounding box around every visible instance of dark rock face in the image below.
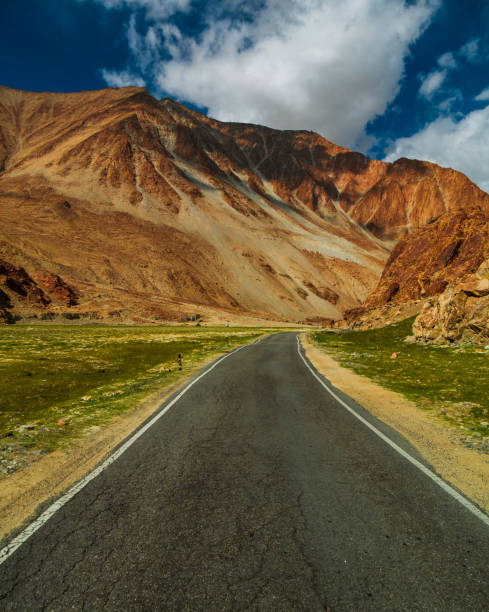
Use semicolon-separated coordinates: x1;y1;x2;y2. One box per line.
0;288;11;309
0;259;50;306
364;208;489;309
0;308;14;324
0;257;80;320
32;273;79;307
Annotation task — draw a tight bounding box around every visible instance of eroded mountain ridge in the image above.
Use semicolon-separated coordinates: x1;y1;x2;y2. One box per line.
1;85;488;323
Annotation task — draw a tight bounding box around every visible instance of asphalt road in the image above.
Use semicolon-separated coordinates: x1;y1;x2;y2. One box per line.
1;333;488;611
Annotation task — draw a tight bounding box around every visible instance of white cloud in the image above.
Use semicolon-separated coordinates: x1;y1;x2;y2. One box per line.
100;68;145;87
437;91;462;112
418;69;447;98
126;14;166;71
459;38;480;62
385;104;489;193
437;51;457;69
475;87;489;101
418;38;486;102
103;0;439;149
88;0;191;19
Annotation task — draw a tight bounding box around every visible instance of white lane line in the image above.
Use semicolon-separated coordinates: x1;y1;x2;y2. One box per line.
0;342;249;566
296;336;489;528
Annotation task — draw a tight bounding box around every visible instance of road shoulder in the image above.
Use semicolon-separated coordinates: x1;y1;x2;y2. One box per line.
0;340;262;543
300;334;489;514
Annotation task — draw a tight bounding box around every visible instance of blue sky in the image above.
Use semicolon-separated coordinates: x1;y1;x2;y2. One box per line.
1;0;488;190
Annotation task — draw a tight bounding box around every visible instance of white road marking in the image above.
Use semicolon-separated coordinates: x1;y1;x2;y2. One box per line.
297;335;489;528
0;342;253;566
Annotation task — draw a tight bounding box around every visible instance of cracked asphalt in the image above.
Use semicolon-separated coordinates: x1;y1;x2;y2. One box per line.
1;332;489;611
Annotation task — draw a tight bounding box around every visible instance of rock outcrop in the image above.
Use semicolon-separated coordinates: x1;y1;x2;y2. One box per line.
364;207;489;309
0;256;79;319
0;259;50;307
31;273;79;307
1;85;488;323
412;260;489;344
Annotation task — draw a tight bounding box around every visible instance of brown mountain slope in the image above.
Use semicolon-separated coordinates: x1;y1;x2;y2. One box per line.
364;207;489;308
0;85;488;323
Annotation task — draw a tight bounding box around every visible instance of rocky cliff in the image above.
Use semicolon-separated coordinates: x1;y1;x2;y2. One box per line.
412;259;489;344
1;85;487;323
364;206;489;309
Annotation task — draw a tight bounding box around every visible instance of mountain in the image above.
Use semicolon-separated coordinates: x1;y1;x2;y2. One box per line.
0;85;488;323
364;206;489;309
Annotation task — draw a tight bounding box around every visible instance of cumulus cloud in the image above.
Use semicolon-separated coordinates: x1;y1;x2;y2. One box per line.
475;87;489;101
460;38;480;62
419;70;447;98
100;0;439;149
437;51;457;69
385;103;489;193
100;68;145;87
417;39;485;102
417;49;462;100
388;34;489;192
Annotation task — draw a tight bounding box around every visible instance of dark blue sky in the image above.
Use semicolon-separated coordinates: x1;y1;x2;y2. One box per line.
0;1;128;93
1;0;488;190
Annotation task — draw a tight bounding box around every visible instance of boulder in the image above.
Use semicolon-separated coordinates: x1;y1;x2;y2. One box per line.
412;259;489;344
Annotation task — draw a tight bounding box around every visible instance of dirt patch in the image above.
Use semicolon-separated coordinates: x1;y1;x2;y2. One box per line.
0;346;249;542
301;335;489;514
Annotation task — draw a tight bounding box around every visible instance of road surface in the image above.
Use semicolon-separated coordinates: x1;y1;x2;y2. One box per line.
1;333;488;610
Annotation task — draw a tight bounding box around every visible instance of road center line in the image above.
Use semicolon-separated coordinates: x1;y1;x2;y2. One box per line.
0;341;252;566
297;335;489;528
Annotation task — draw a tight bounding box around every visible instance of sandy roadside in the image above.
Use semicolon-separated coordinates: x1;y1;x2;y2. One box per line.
301;335;489;514
0;339;264;543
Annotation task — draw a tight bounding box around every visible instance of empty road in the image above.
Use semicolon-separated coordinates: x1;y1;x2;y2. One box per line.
1;333;488;610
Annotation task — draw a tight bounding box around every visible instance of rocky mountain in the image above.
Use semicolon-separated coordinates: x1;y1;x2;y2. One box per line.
1;85;488;323
364;206;489;310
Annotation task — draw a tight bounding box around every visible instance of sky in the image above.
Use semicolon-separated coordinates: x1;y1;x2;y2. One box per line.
1;0;488;191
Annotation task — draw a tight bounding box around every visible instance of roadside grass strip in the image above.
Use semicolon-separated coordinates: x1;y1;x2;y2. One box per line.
297;336;489;528
311;317;489;441
0;326;274;473
0;342;253;566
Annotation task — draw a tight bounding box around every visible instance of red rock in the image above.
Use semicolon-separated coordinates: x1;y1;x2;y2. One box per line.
31;273;79;306
364;208;489;309
0;258;50;307
412;259;489;344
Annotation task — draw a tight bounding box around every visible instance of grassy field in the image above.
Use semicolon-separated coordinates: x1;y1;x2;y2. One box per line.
0;325;276;472
312;317;489;440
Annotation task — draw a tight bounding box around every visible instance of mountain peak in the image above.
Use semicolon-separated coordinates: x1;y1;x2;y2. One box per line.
1;86;488;324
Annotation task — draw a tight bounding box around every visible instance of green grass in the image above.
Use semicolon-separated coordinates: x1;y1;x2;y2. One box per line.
312;317;489;439
0;325;279;467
